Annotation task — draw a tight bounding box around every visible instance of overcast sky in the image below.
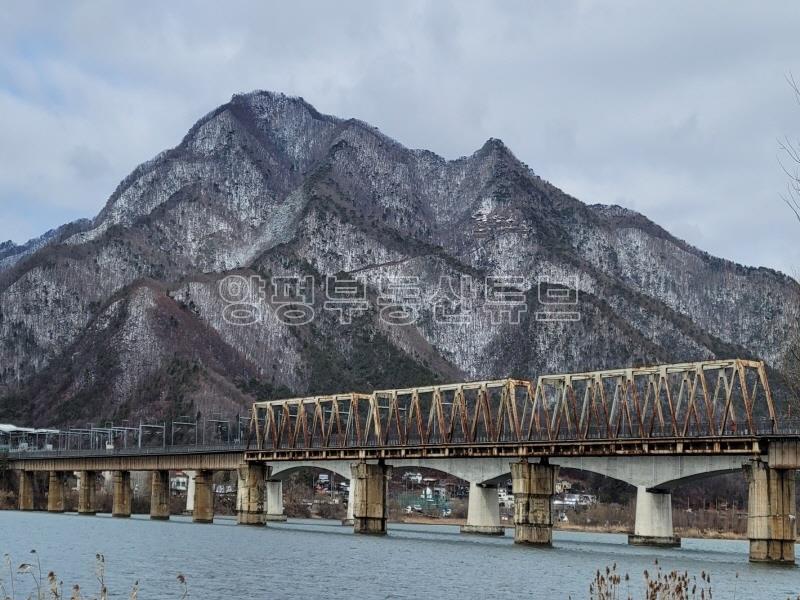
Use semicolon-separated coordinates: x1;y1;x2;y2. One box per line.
2;1;799;275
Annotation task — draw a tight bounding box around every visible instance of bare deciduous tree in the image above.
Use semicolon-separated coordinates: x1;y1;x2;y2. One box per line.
780;74;800;223
780;73;800;417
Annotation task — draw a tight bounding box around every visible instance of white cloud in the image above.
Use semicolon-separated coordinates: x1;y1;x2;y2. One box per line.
1;0;799;273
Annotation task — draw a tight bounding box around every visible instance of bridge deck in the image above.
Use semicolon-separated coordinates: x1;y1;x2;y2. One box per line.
244;435;767;463
6;445;244;472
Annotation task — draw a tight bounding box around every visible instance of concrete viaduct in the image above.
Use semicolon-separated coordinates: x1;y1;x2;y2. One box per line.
3;359;799;564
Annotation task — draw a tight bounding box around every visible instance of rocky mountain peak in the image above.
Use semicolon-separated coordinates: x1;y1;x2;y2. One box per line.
1;91;798;426
479;137;510;154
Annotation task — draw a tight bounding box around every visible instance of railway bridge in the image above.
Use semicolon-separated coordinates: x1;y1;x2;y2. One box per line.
3;359;799;564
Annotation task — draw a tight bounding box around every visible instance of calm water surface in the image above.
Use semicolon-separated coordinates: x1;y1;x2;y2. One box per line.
0;511;797;599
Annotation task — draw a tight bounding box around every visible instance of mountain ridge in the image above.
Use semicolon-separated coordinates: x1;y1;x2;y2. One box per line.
1;90;797;426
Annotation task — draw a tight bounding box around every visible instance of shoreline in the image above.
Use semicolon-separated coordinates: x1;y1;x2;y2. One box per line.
392;515;750;541
0;509;758;541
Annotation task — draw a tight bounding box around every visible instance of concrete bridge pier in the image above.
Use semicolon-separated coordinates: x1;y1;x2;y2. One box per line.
265;479;287;522
192;470;214;523
745;458;796;564
150;470;171;520
78;470;97;515
112;470;132;518
351;462;391;534
185;470;196;514
628;487;680;547
511;460;558;545
342;480;355;526
236;463;266;525
18;471;34;511
47;471;67;512
461;482;504;535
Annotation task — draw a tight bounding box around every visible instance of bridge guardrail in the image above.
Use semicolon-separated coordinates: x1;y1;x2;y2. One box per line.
6;419;800;458
6;443;246;460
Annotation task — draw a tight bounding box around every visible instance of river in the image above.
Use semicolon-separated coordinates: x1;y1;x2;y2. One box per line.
0;512;796;599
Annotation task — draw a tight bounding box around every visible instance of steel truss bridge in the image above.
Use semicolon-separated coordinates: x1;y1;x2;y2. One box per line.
246;359;794;462
4;359;794;463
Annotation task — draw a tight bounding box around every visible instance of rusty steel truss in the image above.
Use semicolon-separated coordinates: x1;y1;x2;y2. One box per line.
246;359;781;459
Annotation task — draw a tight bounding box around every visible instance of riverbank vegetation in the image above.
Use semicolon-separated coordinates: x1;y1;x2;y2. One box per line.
0;551;188;600
585;561;714;600
586;560;800;600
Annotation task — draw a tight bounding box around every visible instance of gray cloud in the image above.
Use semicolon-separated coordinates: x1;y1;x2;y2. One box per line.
67;145;111;179
1;0;799;275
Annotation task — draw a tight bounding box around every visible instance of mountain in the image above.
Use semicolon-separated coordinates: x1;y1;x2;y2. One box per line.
0;219;92;273
1;91;798;426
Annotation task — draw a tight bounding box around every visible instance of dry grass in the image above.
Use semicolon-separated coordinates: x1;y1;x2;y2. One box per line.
584;560;800;600
0;551;183;600
585;561;714;600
